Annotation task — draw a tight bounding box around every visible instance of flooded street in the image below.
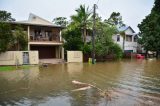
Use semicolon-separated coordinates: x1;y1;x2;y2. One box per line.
0;59;160;106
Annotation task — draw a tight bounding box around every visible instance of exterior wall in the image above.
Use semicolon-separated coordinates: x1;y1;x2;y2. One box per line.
125;28;134;35
125;42;137;53
29;51;39;64
0;51;39;65
113;35;137;53
67;51;83;62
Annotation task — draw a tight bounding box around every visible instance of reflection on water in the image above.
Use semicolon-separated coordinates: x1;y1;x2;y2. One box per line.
0;59;160;106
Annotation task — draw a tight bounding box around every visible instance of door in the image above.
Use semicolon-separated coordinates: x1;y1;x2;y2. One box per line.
23;52;29;64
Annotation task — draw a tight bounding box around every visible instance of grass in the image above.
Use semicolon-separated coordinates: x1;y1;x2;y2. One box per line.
0;65;31;71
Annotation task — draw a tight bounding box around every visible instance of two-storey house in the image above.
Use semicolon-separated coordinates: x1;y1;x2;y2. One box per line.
10;13;64;60
112;26;138;53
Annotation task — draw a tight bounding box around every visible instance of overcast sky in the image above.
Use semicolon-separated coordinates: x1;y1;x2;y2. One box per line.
0;0;154;32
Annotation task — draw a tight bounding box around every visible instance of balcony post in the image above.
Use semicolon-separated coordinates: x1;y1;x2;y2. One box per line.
60;30;62;42
61;46;64;59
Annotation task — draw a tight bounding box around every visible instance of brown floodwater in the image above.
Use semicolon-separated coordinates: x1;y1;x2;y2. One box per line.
0;59;160;106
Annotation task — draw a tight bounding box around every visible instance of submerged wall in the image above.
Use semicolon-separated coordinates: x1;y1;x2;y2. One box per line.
0;51;39;65
67;51;83;62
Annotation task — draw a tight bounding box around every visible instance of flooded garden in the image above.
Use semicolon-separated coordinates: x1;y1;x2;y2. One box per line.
0;59;160;106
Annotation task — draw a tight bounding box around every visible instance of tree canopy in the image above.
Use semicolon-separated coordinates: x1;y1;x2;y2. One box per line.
52;17;68;26
0;10;15;22
138;0;160;53
0;23;14;53
70;5;92;43
0;11;27;53
95;21;122;58
62;28;83;51
13;26;28;51
105;12;125;27
0;10;15;53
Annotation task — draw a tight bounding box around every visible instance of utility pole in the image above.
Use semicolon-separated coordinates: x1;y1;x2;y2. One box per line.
92;4;96;64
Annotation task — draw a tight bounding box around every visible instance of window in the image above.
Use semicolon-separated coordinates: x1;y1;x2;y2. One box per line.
134;35;138;42
117;35;120;42
126;35;132;42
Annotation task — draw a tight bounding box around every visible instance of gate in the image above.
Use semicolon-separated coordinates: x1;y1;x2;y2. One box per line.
23;52;29;64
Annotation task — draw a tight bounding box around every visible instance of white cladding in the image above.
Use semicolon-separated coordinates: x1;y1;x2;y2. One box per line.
112;27;138;53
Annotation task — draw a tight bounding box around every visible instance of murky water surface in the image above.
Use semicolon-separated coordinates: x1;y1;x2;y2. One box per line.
0;59;160;106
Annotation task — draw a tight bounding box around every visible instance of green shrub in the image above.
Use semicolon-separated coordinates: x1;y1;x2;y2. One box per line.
110;43;123;59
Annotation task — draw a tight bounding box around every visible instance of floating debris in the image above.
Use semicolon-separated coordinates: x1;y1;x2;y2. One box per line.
71;80;112;100
71;86;92;92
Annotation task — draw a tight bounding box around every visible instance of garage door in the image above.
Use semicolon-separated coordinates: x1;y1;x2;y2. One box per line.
30;46;56;59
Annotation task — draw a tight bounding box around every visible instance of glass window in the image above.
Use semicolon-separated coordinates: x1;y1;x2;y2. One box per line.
117;35;120;42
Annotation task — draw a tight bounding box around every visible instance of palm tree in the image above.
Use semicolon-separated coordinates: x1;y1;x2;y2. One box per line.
71;5;91;44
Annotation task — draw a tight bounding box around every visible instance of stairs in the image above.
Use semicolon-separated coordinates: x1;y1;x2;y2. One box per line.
39;59;65;64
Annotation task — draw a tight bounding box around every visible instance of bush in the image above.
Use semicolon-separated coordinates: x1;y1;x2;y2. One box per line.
109;43;123;59
82;43;92;54
62;28;83;51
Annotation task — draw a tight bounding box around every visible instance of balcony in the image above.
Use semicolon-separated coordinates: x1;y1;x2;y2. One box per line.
30;34;60;43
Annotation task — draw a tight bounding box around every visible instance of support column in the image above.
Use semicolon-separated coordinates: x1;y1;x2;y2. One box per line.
58;46;61;59
59;30;62;42
55;46;59;58
61;46;64;59
27;26;30;50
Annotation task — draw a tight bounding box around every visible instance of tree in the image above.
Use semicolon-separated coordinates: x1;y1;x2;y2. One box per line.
62;6;123;60
71;5;92;43
105;12;126;52
105;12;125;27
0;10;15;53
138;0;160;58
0;23;14;53
13;26;28;51
52;17;68;26
0;10;15;21
95;21;122;59
62;28;83;51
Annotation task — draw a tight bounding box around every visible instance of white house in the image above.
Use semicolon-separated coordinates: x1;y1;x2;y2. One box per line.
112;26;138;53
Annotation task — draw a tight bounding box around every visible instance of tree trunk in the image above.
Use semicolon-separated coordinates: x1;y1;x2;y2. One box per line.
156;51;159;59
145;50;148;59
122;35;125;52
84;27;87;44
17;41;20;51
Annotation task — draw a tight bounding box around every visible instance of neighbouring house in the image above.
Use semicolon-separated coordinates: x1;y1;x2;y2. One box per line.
112;26;138;53
9;13;64;60
86;25;139;53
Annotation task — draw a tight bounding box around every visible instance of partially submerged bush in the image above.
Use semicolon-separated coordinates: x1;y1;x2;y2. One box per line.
110;43;123;59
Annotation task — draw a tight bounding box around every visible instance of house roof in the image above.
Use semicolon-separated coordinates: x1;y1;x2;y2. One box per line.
8;13;64;28
117;26;135;33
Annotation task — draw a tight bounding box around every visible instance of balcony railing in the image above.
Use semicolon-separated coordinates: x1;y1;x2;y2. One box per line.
30;34;60;42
